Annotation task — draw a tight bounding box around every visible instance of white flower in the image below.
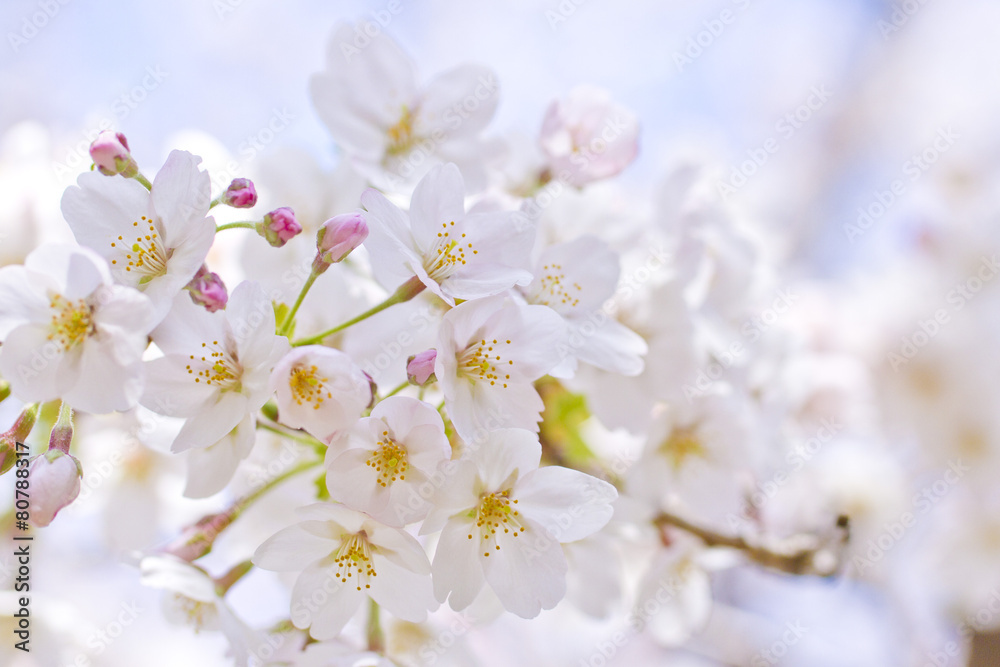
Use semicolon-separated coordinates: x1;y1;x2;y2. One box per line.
61;150;215;323
361;163;535;306
539;85;639;187
422;428;617;618
435;295;566;439
311;23;500;190
521;236;646;377
0;244;154;413
253;503;436;640
269;346;374;444
140;555;266;666
141;281;290;452
325;396;450;526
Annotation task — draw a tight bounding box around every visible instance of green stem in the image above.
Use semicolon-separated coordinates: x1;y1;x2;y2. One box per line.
215;559;254;595
216;221;257;233
292;276;425;346
134;173;153;190
256;420;325;451
366;598;385;653
279;270;319;336
380;381;408;401
209;195;223;209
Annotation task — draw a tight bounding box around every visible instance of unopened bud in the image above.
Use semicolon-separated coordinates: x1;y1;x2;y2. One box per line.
185;264;228;312
257;207;302;247
221;178;257;208
90;131;139;178
314;212;368;272
0;403;39;476
28;449;82;527
406;349;437;386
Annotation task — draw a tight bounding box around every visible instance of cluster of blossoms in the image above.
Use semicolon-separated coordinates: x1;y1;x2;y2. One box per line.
2;17;997;667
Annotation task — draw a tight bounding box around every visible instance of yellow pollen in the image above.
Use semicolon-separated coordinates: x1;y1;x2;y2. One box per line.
386;106;416;156
185;341;242;390
532;263;581;308
458;337;513;388
333;533;377;591
658;424;707;471
46;294;94;350
114;220;167;283
289;364;332;409
366;433;409;487
469;491;524;553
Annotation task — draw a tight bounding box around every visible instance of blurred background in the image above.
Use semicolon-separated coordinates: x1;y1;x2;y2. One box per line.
2;0;999;665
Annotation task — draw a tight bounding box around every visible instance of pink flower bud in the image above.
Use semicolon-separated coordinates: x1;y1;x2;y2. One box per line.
221;178;257;208
28;450;82;527
316;212;368;267
185;265;228;312
539;85;639;187
406;349;437;386
90;131;139;178
257;207;302;247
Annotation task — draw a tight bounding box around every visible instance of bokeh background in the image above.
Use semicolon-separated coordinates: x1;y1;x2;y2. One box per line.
2;0;999;665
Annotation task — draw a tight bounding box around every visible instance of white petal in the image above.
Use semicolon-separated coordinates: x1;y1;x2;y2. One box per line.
482;516;568;618
408;164;466;252
183;414;256;498
368;555;435;622
171;391;249;451
253;524;336;571
515;466;617;543
150;150;211;247
418;66;499;138
432;517;486;610
291;558;365;639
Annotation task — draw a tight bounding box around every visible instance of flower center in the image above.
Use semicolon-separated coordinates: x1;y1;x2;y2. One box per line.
386;106;417;156
530;262;581;308
47;293;94;350
171;594;216;633
366;430;408;487
110;216;169;285
458;337;513;388
658;424;706;471
469;490;525;557
333;532;377;591
186;341;242;391
289;364;332;410
424;221;477;282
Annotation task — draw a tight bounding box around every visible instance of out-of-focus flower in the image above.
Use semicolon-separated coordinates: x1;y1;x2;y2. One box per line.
141;281;289;451
89;130;138;178
325;396;449;526
521;235;646;377
184;264;228;312
311;23;500;190
362;163;535;306
269;345;373;444
0;244;154;413
61;150;215;324
253;503;436;640
435;295;566;439
220;178;257;208
406;349;437;386
422;428;617;618
258;207;302;247
316;212;368;268
27;449;81;527
539;85;639;187
140;555;266;665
